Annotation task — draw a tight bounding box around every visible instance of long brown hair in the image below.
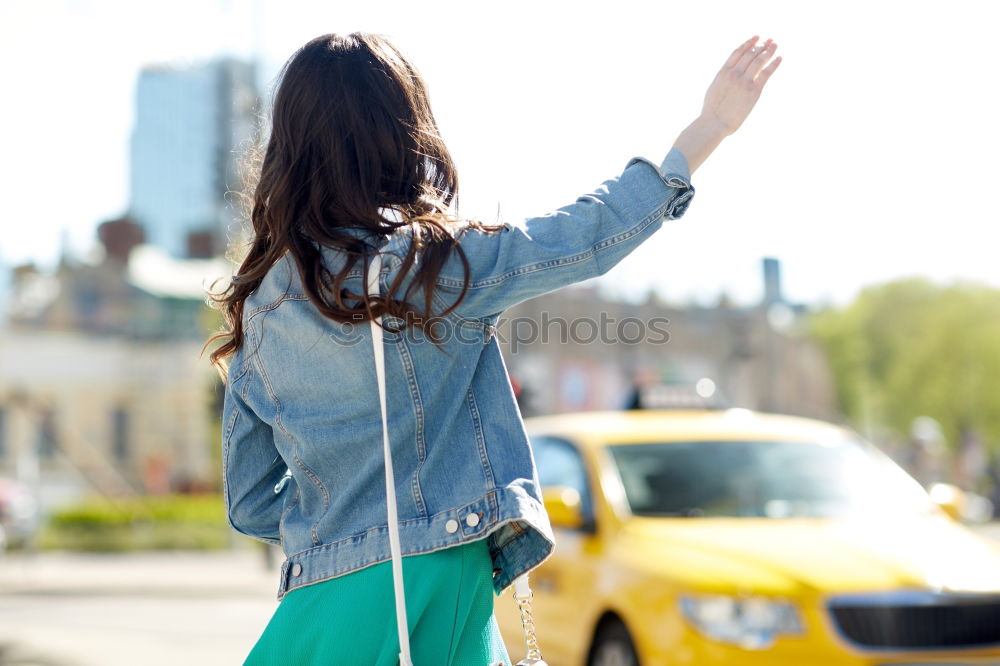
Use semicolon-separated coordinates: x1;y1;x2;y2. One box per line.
207;32;501;375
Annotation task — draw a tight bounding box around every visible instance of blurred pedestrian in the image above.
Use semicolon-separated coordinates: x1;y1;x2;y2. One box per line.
207;31;781;665
625;365;660;410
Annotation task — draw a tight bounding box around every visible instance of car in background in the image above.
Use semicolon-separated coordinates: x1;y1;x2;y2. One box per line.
494;408;1000;666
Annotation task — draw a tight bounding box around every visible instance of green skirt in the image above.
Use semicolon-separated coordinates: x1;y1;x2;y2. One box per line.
244;538;513;665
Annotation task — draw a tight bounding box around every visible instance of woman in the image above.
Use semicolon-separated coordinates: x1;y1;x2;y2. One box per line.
209;32;780;665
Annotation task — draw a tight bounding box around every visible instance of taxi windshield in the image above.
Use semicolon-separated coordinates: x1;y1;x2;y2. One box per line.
608;438;932;519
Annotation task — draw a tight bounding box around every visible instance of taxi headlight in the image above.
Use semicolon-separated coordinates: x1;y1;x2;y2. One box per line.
680;595;803;649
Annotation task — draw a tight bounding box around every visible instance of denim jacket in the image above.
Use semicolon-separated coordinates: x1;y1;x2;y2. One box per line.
221;147;695;600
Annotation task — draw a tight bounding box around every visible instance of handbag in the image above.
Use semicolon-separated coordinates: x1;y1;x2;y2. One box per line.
368;250;548;666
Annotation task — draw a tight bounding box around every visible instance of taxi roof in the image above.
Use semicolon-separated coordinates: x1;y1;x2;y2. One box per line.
523;408;856;448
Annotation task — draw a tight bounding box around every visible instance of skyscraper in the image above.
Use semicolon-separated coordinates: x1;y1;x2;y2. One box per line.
128;57;260;258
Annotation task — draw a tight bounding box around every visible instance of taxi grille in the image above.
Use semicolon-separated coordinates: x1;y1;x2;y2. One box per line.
828;593;1000;649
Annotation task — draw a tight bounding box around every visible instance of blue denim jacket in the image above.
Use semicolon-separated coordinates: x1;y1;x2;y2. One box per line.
222;147;695;600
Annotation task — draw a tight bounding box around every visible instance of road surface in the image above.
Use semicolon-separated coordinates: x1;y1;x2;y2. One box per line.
2;526;1000;665
0;547;282;666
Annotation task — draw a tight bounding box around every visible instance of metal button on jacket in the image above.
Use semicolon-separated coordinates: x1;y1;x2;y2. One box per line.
291;563;302;577
466;513;481;527
445;519;459;534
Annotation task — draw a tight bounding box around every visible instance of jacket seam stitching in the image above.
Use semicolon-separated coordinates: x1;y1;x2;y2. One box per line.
278;485;302;544
393;335;428;517
247;293;311;320
436;201;667;290
226;359;251;397
282;493;500;560
278;513;542;599
223;367;280;546
465;388;497;487
430;289;491;332
221;409;238;533
250;311;330;545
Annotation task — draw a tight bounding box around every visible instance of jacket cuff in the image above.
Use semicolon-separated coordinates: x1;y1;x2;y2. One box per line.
626;146;696;220
660;146;691;182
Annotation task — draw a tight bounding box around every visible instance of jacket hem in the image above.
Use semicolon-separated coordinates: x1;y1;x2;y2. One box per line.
274;484;555;601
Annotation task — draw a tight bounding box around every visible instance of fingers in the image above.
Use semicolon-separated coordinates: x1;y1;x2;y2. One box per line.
725;35;759;69
737;38;774;75
758;54;783;84
733;36;764;72
723;35;780;84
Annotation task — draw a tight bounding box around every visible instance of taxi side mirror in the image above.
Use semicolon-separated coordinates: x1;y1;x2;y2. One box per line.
928;482;966;521
542;486;585;530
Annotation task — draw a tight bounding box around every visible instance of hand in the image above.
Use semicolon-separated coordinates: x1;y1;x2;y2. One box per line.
701;35;782;137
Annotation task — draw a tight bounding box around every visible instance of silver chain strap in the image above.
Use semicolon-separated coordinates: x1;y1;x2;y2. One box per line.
513;580;548;666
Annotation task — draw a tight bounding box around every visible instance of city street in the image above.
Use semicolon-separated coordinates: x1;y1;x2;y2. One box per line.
4;2;1000;664
2;525;1000;666
0;546;283;666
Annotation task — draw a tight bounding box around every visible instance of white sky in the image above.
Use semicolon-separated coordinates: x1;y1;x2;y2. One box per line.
1;0;997;308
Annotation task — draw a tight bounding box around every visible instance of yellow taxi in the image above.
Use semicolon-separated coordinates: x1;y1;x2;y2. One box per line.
495;408;1000;666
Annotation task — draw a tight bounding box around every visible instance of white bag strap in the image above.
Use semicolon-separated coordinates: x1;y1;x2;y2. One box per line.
368;248;544;666
368;251;413;666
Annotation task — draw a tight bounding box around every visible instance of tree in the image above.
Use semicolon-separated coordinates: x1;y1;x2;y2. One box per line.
809;278;1000;456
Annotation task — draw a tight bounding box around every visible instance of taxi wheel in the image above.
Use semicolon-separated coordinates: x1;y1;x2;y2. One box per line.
589;619;639;666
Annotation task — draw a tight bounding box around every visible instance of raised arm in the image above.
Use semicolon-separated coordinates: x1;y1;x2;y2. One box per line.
433;148;697;320
677;35;782;174
404;35;782;320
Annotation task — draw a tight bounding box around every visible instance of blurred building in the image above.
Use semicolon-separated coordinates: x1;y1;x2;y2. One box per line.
128;56;260;259
0;217;227;510
0;234;834;509
501;257;837;421
0;256;9;329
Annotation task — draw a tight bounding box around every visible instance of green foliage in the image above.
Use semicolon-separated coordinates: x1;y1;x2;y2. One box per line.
808;278;1000;450
37;523;230;551
48;493;225;525
40;493;229;551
